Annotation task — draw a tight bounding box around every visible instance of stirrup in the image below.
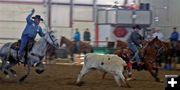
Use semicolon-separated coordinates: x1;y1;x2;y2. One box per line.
17;55;22;60
139;62;144;65
18;56;24;62
130;60;135;64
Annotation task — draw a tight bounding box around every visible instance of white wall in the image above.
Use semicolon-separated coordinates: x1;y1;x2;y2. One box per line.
1;0;180;46
74;6;93;21
74;0;93;4
98;25;143;47
51;5;70;27
141;0;180;40
0;1;95;45
0;3;46;45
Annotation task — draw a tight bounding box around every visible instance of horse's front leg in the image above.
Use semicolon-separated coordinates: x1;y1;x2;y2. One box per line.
18;60;31;83
3;62;18;78
0;58;17;78
146;62;160;82
102;72;107;79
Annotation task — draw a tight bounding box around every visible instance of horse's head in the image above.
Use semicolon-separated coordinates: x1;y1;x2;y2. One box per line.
35;62;45;74
60;36;65;47
59;36;73;47
44;31;59;48
141;40;148;47
149;36;163;49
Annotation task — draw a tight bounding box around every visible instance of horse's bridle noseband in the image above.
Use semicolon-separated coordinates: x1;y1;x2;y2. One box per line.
48;32;58;47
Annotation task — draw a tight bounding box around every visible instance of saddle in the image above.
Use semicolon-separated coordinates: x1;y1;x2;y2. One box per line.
11;39;35;52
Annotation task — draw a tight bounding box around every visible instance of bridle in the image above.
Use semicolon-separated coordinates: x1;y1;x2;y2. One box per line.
47;31;58;48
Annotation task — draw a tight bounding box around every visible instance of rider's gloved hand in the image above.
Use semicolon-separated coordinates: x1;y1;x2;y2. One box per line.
139;44;143;48
32;8;35;14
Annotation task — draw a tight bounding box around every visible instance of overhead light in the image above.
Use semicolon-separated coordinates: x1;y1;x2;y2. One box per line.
154;17;159;22
163;6;167;9
132;14;137;19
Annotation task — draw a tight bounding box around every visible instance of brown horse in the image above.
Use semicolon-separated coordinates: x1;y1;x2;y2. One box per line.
160;41;179;70
116;40;128;49
110;38;163;82
59;36;93;61
140;37;164;82
45;46;57;64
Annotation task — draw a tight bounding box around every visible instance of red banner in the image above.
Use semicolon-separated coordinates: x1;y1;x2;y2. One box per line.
113;27;128;37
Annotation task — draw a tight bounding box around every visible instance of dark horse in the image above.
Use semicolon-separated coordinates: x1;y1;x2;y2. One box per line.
111;37;163;82
60;36;93;61
139;37;164;82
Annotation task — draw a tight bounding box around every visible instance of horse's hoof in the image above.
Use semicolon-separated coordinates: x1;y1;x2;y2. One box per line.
121;85;131;88
155;78;163;83
17;80;21;84
17;80;24;84
127;77;136;81
5;75;10;79
13;74;17;77
155;78;160;82
158;79;164;83
127;85;132;88
76;81;85;86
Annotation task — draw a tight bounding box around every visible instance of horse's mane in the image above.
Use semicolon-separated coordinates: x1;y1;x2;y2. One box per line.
62;36;71;41
31;33;51;56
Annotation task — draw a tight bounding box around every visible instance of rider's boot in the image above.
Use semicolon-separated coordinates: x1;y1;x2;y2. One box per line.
137;62;143;71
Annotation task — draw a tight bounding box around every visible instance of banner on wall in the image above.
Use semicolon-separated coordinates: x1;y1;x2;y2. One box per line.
113;27;128;37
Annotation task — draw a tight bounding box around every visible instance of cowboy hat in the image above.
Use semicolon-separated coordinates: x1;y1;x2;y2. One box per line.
132;25;141;30
32;15;43;21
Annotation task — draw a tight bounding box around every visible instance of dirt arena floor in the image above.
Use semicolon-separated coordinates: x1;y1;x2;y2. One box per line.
0;62;180;90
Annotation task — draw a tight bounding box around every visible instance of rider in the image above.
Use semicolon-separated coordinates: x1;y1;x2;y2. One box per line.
18;9;45;60
128;25;143;70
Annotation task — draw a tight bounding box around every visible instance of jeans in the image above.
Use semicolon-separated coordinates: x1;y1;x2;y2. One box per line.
19;35;31;57
171;41;177;48
74;41;80;53
171;41;178;56
128;43;141;64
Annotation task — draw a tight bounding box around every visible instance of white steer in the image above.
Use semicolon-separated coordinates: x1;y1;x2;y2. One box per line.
76;53;130;87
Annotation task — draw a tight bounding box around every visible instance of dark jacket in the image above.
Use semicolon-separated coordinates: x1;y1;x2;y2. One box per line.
74;32;80;41
83;31;91;41
128;31;143;46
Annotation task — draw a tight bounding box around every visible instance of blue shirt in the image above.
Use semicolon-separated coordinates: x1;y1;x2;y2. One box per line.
22;12;45;39
74;32;80;41
170;31;179;41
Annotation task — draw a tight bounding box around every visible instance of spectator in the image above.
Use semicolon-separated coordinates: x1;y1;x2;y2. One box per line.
83;28;91;43
146;29;154;41
169;27;179;56
73;28;81;53
152;28;164;41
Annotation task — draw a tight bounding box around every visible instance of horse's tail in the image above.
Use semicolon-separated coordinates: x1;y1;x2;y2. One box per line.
0;42;12;60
